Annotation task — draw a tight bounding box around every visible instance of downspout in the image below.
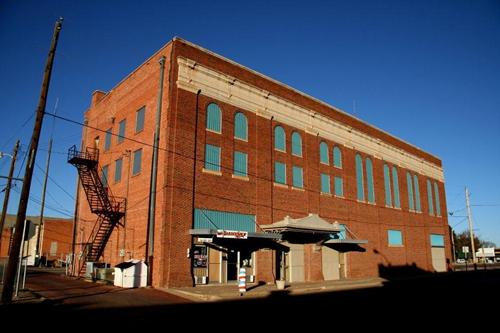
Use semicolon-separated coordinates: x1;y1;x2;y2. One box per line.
146;55;166;286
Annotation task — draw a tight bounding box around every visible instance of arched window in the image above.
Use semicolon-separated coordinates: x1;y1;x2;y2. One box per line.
427;179;434;215
234;112;248;140
333;146;342;168
392;166;400;208
274;126;286;151
291;132;302;157
434;182;441;216
406;172;415;211
366;158;375;203
355;154;365;201
319;142;329;164
384;164;392;207
413;175;421;212
206;103;222;132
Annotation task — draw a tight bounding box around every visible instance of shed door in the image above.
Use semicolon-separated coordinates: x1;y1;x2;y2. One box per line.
431;247;446;272
208;248;221;283
322;246;340;280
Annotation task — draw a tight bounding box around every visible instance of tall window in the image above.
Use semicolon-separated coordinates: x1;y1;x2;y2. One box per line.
413;175;421;212
366;158;375;203
136;107;145;133
204;144;221;172
206;103;222;133
274;126;285;151
292;166;303;188
384;164;392;207
434;182;441;217
291;132;302;157
334;176;343;197
392;167;400;208
355;154;365;201
233;151;247;177
101;165;109;188
132;149;142;176
406;172;415;211
117;119;126;144
320;173;330;194
104;129;112;151
333;146;342;168
114;158;122;183
319;142;329;164
234;112;247;140
274;161;286;184
427;179;434;215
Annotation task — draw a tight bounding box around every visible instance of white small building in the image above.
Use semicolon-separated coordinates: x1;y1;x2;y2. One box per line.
475;247;495;262
114;260;147;288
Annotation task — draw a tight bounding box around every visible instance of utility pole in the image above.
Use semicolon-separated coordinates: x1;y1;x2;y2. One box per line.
0;140;20;252
34;138;52;263
1;18;63;303
465;187;476;264
145;55;166;286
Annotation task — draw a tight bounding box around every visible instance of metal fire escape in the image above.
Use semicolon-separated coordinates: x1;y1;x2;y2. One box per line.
68;146;126;274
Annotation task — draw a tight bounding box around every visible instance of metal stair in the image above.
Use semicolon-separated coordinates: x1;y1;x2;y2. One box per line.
68;146;126;275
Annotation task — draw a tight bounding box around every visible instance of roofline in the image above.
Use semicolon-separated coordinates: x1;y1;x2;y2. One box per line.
172;37;441;162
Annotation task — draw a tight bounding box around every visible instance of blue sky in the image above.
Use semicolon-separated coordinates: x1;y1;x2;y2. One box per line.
1;0;499;246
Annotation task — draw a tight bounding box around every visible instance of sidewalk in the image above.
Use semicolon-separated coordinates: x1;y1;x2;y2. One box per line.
163;277;384;302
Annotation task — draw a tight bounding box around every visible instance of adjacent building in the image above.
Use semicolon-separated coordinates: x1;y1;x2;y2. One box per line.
73;37;451;288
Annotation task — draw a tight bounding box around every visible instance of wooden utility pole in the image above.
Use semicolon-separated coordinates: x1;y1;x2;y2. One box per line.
0;140;20;252
465;187;477;264
34;138;52;262
1;18;63;303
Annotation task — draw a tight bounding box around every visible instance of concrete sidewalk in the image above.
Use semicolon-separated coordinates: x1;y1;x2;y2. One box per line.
163;277;384;302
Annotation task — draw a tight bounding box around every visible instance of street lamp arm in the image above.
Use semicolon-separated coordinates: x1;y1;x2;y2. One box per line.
0;152;14;159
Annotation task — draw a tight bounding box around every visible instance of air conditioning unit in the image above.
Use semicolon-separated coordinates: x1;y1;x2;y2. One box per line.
195;275;207;284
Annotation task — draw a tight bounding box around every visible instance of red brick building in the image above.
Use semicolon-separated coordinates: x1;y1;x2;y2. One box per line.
1;215;73;263
74;37;451;288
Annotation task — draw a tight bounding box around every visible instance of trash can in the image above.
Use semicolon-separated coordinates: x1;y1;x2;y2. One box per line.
114;260;147;288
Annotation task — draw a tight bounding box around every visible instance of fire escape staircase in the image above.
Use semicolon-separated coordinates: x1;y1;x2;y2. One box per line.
68;146;126;275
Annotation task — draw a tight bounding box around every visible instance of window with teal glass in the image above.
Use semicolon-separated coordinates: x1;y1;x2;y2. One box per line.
388;230;403;246
407;172;415;211
333;146;342;168
234;112;247;140
292;166;303;188
274;161;286;184
366;158;375;203
206;103;222;133
430;234;444;247
104;129;112;151
414;175;421;212
383;164;392;207
392;167;400;208
319;142;329;164
132;149;142;176
204;144;221;172
427;179;434;215
233;151;247;177
114;158;122;183
434;182;441;216
136;107;145;133
291;132;302;157
101;165;109;188
118;119;126;144
274;126;285;151
320;173;330;194
194;209;256;233
355;154;365;201
334;177;343;197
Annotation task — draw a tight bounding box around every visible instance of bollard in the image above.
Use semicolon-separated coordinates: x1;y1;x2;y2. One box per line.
238;267;246;296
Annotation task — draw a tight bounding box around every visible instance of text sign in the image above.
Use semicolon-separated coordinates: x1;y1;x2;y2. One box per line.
462;246;469;253
216;230;248;239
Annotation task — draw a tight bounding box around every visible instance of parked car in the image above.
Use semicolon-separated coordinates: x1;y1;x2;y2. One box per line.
456;259;466;264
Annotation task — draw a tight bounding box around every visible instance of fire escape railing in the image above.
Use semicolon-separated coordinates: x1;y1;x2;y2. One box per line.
68;145;126;275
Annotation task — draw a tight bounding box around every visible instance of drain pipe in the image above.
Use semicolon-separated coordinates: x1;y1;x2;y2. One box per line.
146;55;166;286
